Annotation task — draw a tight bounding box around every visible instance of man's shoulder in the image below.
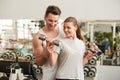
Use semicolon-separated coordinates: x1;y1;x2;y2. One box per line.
32;32;40;40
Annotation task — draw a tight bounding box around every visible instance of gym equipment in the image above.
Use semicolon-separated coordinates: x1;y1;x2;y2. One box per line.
39;34;60;46
0;59;37;79
89;55;98;65
9;56;34;80
84;66;90;77
88;67;96;77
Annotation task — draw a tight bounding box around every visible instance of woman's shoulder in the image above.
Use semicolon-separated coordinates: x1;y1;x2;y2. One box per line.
77;38;85;45
59;37;68;42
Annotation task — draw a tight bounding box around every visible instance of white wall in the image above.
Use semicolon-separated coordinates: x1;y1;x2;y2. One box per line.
0;0;120;20
97;65;120;80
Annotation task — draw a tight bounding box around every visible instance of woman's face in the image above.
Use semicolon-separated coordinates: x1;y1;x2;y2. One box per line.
63;22;77;39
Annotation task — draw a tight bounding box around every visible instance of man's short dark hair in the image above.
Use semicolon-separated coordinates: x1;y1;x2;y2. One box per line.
45;5;61;17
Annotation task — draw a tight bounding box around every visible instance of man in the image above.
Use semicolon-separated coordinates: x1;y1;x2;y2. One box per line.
102;38;111;55
32;5;64;80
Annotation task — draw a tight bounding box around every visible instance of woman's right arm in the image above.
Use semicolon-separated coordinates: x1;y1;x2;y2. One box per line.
46;41;59;67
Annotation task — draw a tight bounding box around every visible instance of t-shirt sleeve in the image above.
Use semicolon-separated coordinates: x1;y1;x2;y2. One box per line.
53;45;61;54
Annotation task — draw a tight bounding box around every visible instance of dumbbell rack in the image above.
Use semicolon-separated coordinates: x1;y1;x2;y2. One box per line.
0;50;43;80
84;59;100;80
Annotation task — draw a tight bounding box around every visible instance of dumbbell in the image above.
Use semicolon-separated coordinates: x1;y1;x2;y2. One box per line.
96;49;103;56
9;52;16;59
1;52;10;59
89;55;98;65
88;67;96;77
84;66;90;77
15;51;22;57
25;54;34;61
39;34;46;41
32;64;42;74
39;34;60;46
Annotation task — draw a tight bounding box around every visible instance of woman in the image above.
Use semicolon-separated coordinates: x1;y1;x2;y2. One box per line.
47;17;93;80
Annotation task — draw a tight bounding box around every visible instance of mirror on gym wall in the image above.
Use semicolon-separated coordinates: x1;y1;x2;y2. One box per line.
0;19;120;66
0;19;45;58
81;20;120;66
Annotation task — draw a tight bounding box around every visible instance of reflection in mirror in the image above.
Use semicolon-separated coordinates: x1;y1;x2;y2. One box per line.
0;19;45;57
80;20;120;66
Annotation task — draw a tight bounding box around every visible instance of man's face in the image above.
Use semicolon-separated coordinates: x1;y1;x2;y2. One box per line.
44;13;60;30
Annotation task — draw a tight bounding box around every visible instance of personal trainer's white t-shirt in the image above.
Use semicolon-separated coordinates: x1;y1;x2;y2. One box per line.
56;38;85;80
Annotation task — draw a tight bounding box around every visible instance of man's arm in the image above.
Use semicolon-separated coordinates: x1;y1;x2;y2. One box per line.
32;32;48;66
